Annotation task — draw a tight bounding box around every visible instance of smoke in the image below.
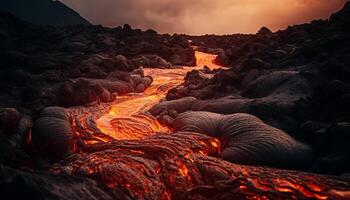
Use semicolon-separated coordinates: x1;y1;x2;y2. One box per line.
60;0;346;35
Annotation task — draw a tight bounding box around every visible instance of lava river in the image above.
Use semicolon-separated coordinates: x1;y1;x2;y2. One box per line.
56;51;350;200
95;51;222;140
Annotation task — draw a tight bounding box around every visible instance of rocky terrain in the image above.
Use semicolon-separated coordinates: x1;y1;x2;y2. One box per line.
161;2;350;174
0;11;194;171
0;2;350;200
0;13;195;115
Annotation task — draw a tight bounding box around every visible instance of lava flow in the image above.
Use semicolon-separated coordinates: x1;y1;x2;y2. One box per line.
57;51;350;200
95;51;222;140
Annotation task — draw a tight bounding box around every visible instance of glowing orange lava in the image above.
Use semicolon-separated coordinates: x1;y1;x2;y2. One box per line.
62;51;350;200
96;51;223;140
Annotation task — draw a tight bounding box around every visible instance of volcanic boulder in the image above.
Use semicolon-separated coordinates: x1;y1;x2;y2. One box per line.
174;111;313;169
90;79;134;95
214;52;230;66
135;76;153;93
0;108;22;135
0;108;31;167
32;107;74;160
257;26;273;35
149;97;197;116
131;55;172;68
57;79;116;107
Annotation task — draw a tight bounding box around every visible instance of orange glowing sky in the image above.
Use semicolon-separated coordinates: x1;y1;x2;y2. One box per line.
60;0;347;35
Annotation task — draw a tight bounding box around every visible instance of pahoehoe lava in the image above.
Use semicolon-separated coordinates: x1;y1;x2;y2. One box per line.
32;51;349;200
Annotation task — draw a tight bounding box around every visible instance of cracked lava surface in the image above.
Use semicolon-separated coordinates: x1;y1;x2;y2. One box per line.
55;51;350;200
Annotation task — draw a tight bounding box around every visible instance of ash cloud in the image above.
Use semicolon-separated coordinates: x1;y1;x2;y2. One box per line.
60;0;346;34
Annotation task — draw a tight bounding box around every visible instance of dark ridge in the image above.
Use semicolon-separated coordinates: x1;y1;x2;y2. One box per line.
0;0;90;26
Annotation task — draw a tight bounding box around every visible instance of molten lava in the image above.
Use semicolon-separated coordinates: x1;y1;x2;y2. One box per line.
95;51;222;140
60;51;350;200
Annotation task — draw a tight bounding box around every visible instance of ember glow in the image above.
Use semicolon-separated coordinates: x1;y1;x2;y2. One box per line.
95;51;222;140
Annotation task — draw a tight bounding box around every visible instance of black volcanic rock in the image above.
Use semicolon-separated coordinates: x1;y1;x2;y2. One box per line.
32;107;74;160
174;111;313;169
0;108;21;136
0;108;31;168
0;0;90;26
57;79;102;107
330;1;350;31
0;165;127;200
166;3;350;174
257;26;272;35
0;12;195;113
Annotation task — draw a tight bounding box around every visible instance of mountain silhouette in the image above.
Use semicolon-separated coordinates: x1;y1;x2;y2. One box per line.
0;0;90;26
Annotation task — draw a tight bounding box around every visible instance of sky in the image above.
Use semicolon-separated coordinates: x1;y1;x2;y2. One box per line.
60;0;347;35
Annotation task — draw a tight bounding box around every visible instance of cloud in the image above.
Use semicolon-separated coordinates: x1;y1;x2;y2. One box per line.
60;0;346;35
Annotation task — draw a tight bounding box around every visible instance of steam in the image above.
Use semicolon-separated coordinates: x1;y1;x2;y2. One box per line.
60;0;346;34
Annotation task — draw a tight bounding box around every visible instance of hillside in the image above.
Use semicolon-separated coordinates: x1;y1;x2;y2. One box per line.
0;0;90;26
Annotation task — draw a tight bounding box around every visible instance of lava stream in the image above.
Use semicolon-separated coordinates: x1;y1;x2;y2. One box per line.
58;51;350;200
95;51;222;140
